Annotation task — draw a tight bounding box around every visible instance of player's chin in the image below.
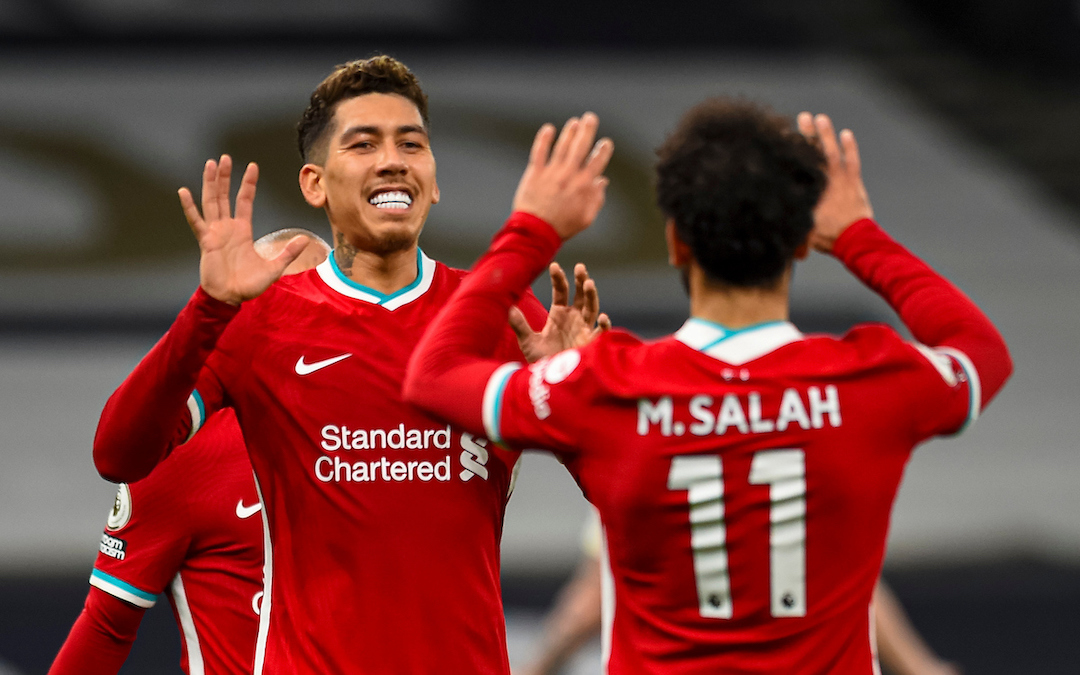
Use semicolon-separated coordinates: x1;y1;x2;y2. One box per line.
364;224;422;256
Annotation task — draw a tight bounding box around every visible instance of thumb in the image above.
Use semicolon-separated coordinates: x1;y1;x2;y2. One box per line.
508;306;536;342
270;235;310;275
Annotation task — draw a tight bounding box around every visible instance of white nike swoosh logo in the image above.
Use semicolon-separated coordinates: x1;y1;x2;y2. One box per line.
236;501;263;519
295;353;352;375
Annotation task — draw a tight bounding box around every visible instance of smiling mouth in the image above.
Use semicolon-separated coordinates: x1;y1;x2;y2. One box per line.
369;190;413;210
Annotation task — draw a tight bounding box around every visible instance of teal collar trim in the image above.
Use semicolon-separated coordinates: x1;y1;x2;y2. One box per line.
316;248;436;310
675;317;803;366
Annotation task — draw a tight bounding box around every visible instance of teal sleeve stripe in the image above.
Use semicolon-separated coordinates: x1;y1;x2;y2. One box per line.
192;389;205;427
186;390;206;441
483;363;522;444
90;569;158;604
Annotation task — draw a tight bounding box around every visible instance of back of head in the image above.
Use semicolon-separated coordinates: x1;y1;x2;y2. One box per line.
254;228;331;275
655;99;826;288
297;55;429;164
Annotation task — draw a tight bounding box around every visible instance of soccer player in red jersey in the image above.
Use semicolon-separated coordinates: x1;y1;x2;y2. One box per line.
517;512;960;675
404;105;1012;674
50;230;329;675
90;56;585;674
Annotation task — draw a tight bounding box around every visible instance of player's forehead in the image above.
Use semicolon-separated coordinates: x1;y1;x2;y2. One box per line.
330;93;427;141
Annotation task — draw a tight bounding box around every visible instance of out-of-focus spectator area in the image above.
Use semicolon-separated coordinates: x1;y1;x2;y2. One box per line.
2;1;1080;673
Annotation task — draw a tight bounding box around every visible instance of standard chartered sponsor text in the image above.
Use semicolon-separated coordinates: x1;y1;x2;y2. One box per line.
316;424;455;483
321;423;451;451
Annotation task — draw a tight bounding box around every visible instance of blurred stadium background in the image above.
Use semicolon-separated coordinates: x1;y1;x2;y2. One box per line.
1;0;1080;673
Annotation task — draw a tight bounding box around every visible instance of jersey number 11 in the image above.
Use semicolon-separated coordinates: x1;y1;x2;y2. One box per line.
667;449;806;619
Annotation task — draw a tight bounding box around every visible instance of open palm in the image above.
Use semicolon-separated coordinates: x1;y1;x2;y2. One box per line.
178;155;307;305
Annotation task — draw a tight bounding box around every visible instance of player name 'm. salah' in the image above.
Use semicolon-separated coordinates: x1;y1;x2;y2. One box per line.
637;386;842;437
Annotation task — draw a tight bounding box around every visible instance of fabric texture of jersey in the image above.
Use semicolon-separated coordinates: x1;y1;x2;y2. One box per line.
403;213;1011;675
95;251;547;675
90;409;263;675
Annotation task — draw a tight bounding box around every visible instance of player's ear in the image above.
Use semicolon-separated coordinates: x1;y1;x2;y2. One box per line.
431;175;440;205
794;238;810;260
299;164;327;208
665;220;692;267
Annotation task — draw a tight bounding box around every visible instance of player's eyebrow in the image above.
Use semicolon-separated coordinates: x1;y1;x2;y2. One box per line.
339;124;429;141
339;125;381;140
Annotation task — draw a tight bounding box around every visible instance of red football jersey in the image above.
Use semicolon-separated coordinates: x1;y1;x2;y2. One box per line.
487;322;976;674
90;408;263;675
95;249;546;674
403;214;1012;675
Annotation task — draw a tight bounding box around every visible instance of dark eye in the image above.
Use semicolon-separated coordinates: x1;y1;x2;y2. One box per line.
402;141;422;149
349;141;373;150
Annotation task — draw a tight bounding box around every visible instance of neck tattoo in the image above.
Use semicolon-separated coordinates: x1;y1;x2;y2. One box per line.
334;233;359;277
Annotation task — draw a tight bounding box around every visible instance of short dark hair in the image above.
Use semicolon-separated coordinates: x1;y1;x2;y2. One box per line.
655;98;826;288
297;55;429;164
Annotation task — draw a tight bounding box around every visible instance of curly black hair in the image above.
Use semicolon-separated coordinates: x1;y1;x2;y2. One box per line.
655;98;826;288
297;55;429;164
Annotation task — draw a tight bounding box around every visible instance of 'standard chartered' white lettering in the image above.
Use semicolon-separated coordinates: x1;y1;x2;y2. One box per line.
637;386;842;437
320;424;451;451
315;455;452;483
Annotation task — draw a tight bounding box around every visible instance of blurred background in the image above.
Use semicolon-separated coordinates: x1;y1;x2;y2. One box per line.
1;0;1079;673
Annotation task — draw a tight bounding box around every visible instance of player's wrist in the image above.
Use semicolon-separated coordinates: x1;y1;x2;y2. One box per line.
505;211;565;252
829;217;879;260
193;286;244;317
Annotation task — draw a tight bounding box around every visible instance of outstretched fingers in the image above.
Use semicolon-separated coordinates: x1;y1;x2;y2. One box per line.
234;162;260;224
585;134;614;179
549;262;571;307
814;114;841;169
550;117;580;167
200;159;219;222
839;129;861;177
216;154;233;219
589;312;612;341
178;187;204;237
565;113;599;168
529;123;556;171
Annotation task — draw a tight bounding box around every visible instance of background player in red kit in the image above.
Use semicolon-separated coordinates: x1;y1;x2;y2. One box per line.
404;106;1012;673
89;56;602;674
49;230;329;675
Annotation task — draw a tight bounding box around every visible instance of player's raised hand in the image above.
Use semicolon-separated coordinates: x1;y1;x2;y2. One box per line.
512;113;614;240
178;155;308;306
509;262;612;363
797;112;874;254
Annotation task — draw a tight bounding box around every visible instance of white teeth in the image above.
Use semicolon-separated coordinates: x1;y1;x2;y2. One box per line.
369;191;412;209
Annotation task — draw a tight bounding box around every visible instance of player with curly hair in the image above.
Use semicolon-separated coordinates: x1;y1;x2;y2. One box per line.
405;104;1011;673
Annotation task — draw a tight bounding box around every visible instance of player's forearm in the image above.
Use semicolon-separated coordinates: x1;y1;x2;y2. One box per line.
833;219;1012;407
94;287;238;482
48;588;143;675
405;212;562;430
874;582;958;675
519;556;604;675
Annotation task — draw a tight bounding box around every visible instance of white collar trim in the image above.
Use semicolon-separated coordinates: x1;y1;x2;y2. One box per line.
315;248;436;310
674;318;803;365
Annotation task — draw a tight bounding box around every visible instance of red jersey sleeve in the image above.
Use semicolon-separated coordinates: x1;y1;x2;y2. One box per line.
90;442;197;608
47;587;144;675
94;288;238;483
405;212;563;434
479;342;608;456
833;219;1012;437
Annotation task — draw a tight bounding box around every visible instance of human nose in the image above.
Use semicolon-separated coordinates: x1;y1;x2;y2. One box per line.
375;144;408;175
